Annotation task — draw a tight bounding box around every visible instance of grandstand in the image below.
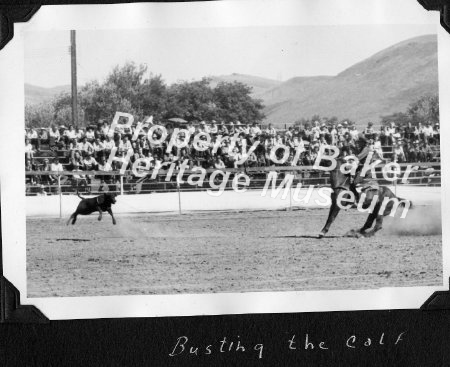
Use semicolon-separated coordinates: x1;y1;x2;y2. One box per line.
25;120;441;196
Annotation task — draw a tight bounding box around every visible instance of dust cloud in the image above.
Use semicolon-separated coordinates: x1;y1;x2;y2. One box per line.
383;204;442;236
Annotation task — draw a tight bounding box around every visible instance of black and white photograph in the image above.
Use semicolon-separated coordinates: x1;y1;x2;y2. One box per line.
0;0;449;319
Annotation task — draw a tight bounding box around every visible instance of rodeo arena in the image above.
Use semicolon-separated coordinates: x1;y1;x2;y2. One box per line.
26;117;443;297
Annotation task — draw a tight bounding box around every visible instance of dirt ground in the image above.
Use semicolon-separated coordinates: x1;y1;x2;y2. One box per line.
26;205;442;297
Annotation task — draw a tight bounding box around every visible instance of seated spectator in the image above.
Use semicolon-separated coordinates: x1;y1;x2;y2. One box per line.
433;123;440;143
411;141;421;162
38;158;52;188
49;157;64;193
36;184;48;196
421;142;434;162
328;124;337;144
249;122;261;137
213;156;225;170
25;138;35;160
309;145;320;164
285;126;293;141
320;124;331;144
39;127;49;145
94;122;104;140
403;122;416;141
228;122;236;135
241;124;250;135
101;120;110;137
363;122;376;141
93;137;105;159
83;152;98;171
416;123;424;141
185;121;195;135
26;128;40;151
392;127;402;144
209;120;218;135
64;124;77;148
25;158;38;185
348;125;358;141
48;125;61;150
123;124;133;140
373;136;384;160
274;134;283;146
218;123;228;136
341;121;350;134
71;163;88;192
198;121;209;134
422;122;434;144
379;126;388;146
104;135;115;156
393;142;406;163
311;121;321;139
97;155;114;191
78;136;95;157
59;125;67;142
50;156;63;172
83;152;98;187
70;151;84;170
85;127;96;142
336;124;345;143
385;122;397;145
230;146;242;168
247;151;258;167
75;127;85;140
265;123;276;138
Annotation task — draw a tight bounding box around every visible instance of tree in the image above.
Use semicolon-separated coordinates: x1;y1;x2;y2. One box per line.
79;63;167;123
213;81;265;123
165;78;214;121
380;112;410;127
25;102;55;128
407;94;439;125
378;94;439;127
25;62;266;127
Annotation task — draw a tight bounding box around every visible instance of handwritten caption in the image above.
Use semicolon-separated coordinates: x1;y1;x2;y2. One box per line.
168;332;406;359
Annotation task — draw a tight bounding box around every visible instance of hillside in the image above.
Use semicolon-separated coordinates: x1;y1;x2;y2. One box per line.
25;84;71;105
25;74;279;106
257;34;438;128
25;35;438;128
208;73;281;95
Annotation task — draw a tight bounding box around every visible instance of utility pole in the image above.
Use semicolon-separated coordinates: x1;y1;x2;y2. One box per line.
70;30;78;126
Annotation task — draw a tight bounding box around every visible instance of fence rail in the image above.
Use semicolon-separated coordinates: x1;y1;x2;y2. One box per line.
25;161;441;197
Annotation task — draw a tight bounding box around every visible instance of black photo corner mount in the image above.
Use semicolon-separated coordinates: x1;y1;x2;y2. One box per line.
0;4;41;51
0;277;49;323
418;0;450;33
0;201;48;322
420;277;450;310
0;0;448;322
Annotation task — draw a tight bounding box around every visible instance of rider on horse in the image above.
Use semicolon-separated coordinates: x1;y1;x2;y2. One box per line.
348;138;377;204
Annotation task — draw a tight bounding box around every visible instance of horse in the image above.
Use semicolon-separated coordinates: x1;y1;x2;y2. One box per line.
318;157;412;238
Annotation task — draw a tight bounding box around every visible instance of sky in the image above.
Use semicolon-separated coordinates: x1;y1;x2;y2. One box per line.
24;24;436;88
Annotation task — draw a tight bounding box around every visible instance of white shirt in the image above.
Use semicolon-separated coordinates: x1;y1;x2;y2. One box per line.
104;140;115;150
98;162;113;172
422;126;434;136
25;143;34;153
65;129;77;139
50;163;63;172
49;130;60;138
27;130;38;139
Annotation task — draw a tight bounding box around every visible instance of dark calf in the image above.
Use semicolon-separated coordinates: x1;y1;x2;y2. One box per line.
67;192;117;225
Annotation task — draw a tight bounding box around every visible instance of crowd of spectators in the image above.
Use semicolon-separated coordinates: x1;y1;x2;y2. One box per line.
24;118;441;193
25;118;440;174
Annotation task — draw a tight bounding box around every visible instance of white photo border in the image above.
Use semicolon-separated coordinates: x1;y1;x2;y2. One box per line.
0;0;448;320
